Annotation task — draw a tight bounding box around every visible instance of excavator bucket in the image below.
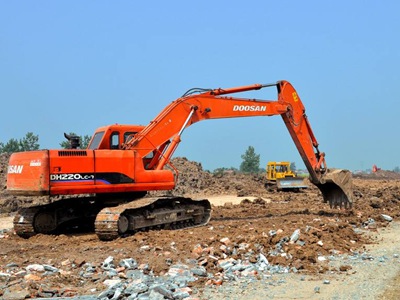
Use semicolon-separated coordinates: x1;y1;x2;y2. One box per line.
314;169;353;209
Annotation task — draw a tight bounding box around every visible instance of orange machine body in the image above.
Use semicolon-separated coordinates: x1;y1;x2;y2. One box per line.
7;124;175;196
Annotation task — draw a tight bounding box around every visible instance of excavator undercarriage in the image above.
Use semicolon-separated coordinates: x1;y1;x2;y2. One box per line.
95;197;211;240
13;195;211;240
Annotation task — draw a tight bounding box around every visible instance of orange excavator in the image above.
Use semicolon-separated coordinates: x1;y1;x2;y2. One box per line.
7;80;353;240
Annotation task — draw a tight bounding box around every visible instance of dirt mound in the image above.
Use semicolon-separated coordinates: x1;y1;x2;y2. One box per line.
354;169;400;180
0;153;9;190
158;157;269;197
0;153;22;213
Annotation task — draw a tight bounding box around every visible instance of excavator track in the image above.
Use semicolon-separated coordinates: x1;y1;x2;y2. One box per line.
13;207;40;238
95;197;212;241
13;197;106;238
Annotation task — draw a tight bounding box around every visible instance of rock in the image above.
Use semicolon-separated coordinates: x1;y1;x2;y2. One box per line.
191;266;207;277
220;237;231;245
43;264;59;273
0;272;11;280
2;287;30;300
125;281;149;294
269;230;277;236
192;244;203;258
26;264;45;272
5;263;18;268
339;265;352;272
148;289;165;300
381;214;393;222
24;273;42;281
111;287;123;300
259;253;269;265
103;279;122;287
102;256;115;270
61;259;72;266
152;285;174;299
119;258;138;270
173;290;191;299
14;270;27;278
290;229;300;243
98;280;123;299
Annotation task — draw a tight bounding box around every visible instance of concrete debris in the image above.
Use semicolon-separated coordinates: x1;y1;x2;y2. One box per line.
381;214;393;222
323;279;330;284
26;264;45;272
289;229;300;243
0;220;387;299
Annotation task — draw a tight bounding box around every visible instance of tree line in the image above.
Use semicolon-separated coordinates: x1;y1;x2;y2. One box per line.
0;132;91;153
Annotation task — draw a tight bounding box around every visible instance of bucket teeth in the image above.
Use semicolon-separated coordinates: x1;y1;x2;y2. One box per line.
329;195;352;209
316;169;353;209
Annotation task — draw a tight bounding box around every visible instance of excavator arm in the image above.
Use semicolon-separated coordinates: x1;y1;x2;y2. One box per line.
125;80;352;208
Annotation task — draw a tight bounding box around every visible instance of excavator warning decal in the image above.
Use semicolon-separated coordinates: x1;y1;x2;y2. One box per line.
292;92;299;102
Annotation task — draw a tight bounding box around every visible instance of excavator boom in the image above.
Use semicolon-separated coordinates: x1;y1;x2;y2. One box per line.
123;80;352;208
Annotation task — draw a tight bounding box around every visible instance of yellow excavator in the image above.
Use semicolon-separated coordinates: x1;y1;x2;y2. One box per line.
266;161;308;191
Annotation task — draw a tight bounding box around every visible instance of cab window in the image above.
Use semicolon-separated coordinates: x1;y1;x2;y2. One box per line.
88;131;104;150
110;132;120;149
124;132;137;143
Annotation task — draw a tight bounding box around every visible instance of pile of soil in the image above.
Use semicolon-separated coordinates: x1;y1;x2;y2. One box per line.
0;153;8;189
155;157;269;197
354;169;400;180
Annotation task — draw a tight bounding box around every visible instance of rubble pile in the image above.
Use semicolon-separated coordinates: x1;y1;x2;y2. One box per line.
0;219;396;299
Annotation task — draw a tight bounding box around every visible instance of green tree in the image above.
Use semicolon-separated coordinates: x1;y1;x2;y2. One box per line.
393;166;400;173
0;138;20;153
240;146;260;173
81;135;91;149
0;132;40;153
19;132;40;151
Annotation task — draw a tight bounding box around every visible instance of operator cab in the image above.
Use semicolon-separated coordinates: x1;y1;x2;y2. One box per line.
87;124;146;150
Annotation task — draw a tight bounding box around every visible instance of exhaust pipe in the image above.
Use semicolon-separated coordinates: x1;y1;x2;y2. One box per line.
314;169;353;209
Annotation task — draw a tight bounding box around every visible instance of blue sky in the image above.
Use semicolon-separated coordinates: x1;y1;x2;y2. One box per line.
1;1;399;171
